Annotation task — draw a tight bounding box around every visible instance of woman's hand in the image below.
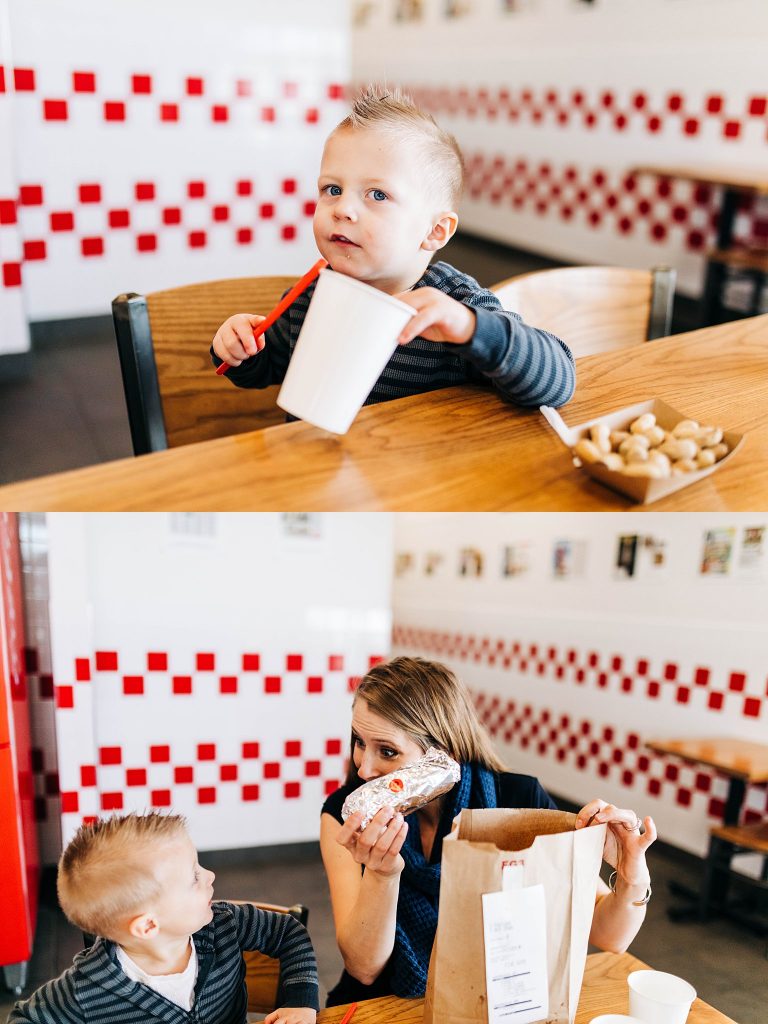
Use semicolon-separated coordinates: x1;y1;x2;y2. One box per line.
576;799;656;886
335;805;408;877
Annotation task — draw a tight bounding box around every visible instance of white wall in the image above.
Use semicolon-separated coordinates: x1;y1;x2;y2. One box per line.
0;0;349;356
44;513;392;856
354;0;768;298
392;512;768;859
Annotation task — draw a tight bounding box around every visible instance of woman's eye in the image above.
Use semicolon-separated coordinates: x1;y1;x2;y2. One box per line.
370;189;388;201
381;748;398;759
323;184;342;196
353;735;364;748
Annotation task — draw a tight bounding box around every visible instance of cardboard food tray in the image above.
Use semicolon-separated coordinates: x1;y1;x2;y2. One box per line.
540;398;744;504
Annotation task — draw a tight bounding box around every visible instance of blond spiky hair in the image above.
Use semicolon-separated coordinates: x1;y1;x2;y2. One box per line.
57;812;188;939
335;84;465;209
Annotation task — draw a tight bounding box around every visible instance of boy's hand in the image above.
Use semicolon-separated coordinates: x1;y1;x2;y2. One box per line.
263;1008;316;1024
395;287;476;346
212;313;266;367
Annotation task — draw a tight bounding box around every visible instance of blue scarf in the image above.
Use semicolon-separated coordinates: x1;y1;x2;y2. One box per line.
388;761;498;998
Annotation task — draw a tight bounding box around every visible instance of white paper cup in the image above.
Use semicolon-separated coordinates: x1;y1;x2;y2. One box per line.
590;1016;646;1024
276;268;416;434
628;970;696;1024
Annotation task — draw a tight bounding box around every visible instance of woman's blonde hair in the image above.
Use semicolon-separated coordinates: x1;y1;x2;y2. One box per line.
57;812;187;939
348;656;506;782
334;84;465;209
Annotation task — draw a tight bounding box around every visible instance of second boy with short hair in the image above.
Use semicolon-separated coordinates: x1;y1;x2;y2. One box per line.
212;85;575;410
10;812;318;1024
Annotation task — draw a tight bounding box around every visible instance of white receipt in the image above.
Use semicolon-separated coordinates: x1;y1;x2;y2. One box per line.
482;884;548;1024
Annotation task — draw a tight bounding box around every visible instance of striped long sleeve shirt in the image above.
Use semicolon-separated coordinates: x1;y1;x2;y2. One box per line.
213;261;575;409
9;902;319;1024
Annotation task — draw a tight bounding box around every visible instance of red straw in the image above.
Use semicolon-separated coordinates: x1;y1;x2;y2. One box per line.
215;257;328;375
339;1002;358;1024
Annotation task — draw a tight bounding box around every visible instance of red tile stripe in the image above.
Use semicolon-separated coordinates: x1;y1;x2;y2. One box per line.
398;83;768;143
470;689;768;826
392;625;766;720
0;68;346;126
461;154;767;253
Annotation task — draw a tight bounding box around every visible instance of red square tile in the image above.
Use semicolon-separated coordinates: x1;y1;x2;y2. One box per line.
49;211;74;232
328;83;345;99
123;675;144;696
647;778;662;796
264;676;281;694
284;782;301;799
259;203;275;219
197;653;215;671
95;651;118;671
150;745;170;763
126;768;147;786
79;183;101;203
675;686;690;704
44;99;68;121
163;207;181;225
73;72;96;93
694;667;710;686
136;234;157;253
676;788;692;807
326;738;342;755
663;663;678;681
328;655;344;671
261;107;276;122
305;760;321;776
303;198;315;215
286;654;303;671
219;676;238;694
101;792;123;811
220;764;238;782
348;676;361;692
695;772;711;792
81;237;104;257
637;755;650;772
305;107;319;124
723;121;741;139
749;97;767;117
324;779;340;796
285;740;302;757
147;652;167;671
212;205;229;222
186;77;204;96
175;766;194;784
61;792;79;813
307;676;323;693
173;675;192;695
236;180;252;196
188;230;207;248
3;261;22;287
81;765;97;787
243;653;260;671
707;691;724;711
242;742;260;759
135;182;155;201
198;787;216;804
14;68;35;91
160;103;179;122
647;681;660;699
104;101;126;121
19;185;43;206
242;784;260;801
728;672;746;692
75;658;91;681
151;790;171;807
188;181;206;198
197;743;216;761
0;200;17;225
621;677;633;693
744;697;761;718
236;227;253;245
708;797;725;818
132;74;152;94
263;762;280;779
211;104;229;122
664;763;679;782
100;746;122;765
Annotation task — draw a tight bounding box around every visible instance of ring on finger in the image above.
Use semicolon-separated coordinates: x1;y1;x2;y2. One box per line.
621;812;642;832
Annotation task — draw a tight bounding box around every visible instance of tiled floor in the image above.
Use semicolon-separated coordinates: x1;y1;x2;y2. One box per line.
1;841;765;1022
0;234;561;486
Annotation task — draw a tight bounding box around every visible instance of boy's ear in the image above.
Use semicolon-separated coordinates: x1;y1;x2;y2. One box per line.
422;211;459;252
127;913;160;940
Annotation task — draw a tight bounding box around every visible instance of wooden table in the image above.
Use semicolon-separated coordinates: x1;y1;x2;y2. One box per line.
316;951;736;1024
645;737;768;826
633;164;768;324
0;315;767;511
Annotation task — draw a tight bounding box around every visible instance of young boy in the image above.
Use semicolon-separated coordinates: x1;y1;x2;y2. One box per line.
10;813;318;1024
211;85;575;410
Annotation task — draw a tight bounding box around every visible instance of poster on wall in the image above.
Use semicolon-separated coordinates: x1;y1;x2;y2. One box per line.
737;525;767;579
424;551;446;577
396;552;415;577
459;547;484;578
614;534;668;581
699;528;735;576
552;539;587;580
502;543;532;578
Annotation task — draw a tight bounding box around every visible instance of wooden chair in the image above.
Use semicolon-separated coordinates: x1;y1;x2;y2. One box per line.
112;276;297;455
82;900;308;1014
490;265;676;358
698;821;768;935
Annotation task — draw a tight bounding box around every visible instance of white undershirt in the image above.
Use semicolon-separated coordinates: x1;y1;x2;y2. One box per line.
117;939;198;1011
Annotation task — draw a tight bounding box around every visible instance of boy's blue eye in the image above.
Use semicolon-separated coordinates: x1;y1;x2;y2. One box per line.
326;184;342;196
371;189;388;201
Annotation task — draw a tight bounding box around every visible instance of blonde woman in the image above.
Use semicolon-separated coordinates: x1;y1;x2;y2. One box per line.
320;657;656;1006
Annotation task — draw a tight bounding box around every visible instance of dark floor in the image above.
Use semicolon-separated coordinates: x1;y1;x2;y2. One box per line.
1;841;765;1023
0;234;697;486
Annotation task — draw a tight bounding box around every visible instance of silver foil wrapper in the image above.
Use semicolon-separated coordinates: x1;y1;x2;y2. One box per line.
341;746;462;828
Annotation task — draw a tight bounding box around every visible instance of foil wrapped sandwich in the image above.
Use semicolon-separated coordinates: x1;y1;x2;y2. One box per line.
341;746;462;829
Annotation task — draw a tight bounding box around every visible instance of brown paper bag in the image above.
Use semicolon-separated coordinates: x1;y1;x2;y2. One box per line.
423;808;606;1024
